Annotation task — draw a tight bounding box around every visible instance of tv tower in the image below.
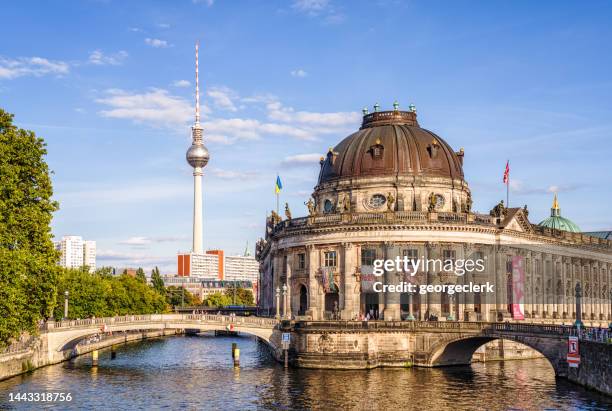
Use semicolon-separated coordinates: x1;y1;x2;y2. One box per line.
186;42;209;254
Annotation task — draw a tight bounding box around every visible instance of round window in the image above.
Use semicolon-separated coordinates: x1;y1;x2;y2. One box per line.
324;199;334;213
369;194;386;209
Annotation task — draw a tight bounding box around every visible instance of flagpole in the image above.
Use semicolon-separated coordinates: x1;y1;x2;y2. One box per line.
506;160;510;207
276;172;280;216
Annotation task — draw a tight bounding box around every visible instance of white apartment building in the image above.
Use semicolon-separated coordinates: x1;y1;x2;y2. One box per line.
55;235;96;273
225;255;259;284
83;240;97;272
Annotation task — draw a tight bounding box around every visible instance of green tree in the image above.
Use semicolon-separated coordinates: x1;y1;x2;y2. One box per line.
165;286;201;307
224;287;254;306
0;109;59;345
53;270;168;319
150;266;164;293
135;267;146;283
95;266;115;277
204;292;232;308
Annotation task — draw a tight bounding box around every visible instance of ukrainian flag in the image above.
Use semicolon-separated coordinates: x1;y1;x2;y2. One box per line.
275;175;283;194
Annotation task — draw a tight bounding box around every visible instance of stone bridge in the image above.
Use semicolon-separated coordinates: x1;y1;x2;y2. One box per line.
40;315;591;378
285;321;584;377
42;314;280;363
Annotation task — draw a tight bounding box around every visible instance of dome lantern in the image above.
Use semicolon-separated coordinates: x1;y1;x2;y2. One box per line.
538;194;581;233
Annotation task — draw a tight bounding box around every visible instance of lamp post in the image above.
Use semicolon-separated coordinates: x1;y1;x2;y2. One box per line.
282;283;288;319
574;282;583;328
275;287;281;320
64;290;69;319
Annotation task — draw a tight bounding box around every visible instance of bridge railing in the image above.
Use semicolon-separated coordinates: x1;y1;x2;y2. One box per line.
291;320;591;337
43;314;279;331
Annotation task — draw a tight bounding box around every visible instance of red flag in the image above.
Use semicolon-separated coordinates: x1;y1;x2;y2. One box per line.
503;161;510;184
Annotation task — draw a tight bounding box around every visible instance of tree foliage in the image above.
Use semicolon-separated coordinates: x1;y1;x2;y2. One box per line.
135;267;146;283
224;287;255;306
203;292;232;308
165;286;202;307
53;269;168;319
150;266;164;293
0;109;59;344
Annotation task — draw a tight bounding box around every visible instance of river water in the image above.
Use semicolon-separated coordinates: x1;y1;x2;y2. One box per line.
0;334;610;410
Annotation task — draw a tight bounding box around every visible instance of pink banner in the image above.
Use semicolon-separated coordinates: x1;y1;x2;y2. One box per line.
511;256;525;320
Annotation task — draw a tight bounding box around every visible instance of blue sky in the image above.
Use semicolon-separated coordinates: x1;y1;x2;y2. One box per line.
1;0;611;273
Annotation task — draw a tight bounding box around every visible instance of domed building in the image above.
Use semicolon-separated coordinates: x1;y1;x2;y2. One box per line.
538;194;581;233
256;105;612;325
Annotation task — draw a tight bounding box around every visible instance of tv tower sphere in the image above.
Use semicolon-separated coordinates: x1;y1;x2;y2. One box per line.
186;141;209;168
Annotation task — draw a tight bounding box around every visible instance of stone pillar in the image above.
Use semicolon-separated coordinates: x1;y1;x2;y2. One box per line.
383;242;401;321
462;244;474;321
545;257;554;318
285;253;293;319
423;242;437;319
305;245;320;320
341;242;358;320
494;246;509;320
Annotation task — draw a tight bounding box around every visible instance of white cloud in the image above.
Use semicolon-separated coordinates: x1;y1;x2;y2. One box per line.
207;86;238;112
88;49;128;66
97;249;176;271
172;79;191;87
145;38;171;48
210;167;259;180
281;153;322;167
96;88;192;127
119;235;188;247
292;0;329;14
266;100;359;129
94;84;358;144
157;23;171;29
203;117;315;143
119;236;152;246
193;0;215;5
292;0;344;23
0;56;69;79
291;69;308;78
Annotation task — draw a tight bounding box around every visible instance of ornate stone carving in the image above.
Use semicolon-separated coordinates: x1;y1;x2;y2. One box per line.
317;334;335;353
305;197;317;216
386;192;395;211
490;200;506;218
270;210;282;225
284;202;292;220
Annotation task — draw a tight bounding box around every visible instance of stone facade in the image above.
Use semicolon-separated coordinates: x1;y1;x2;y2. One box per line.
256;109;612;325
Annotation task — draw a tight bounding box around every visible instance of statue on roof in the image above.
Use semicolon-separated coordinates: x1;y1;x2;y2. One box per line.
489;200;506;218
305;197;316;216
284;202;292;220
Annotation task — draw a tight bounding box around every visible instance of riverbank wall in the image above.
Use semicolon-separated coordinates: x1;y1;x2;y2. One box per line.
567;341;611;396
0;329;182;382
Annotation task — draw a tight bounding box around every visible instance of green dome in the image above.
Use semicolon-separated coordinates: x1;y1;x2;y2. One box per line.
538;194;581;233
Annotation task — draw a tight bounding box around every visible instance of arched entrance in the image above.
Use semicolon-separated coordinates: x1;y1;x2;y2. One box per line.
324;291;340;320
298;285;308;315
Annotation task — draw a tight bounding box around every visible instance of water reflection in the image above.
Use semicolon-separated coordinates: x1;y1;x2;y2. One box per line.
0;334;610;410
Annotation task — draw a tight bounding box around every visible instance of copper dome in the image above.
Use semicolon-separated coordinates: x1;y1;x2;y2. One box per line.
317;110;465;185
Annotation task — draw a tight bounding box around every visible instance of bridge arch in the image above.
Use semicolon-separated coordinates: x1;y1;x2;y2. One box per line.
426;334;565;375
55;324;275;353
43;315;279;363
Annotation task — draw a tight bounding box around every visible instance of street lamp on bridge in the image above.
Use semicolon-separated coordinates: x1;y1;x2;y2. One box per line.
64;290;69;320
282;283;288;319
